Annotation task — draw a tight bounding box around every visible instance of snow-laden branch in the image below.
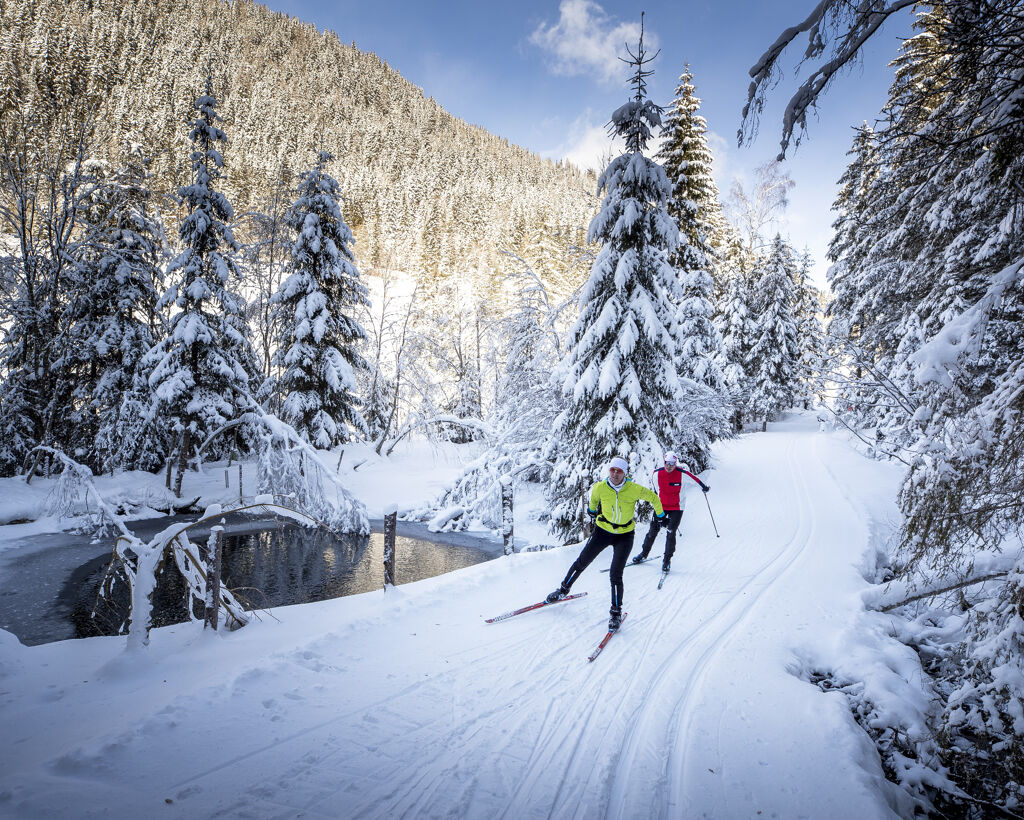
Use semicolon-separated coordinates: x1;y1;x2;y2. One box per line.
877;571;1010;613
250;406;369;533
911;257;1024;388
192;405;369;533
741;0;917;158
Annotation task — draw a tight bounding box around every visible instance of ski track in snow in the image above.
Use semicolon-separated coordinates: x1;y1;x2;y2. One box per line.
0;416;896;819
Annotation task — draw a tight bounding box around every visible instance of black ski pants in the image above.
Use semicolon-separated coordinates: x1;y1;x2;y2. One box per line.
639;509;683;561
560;526;634;614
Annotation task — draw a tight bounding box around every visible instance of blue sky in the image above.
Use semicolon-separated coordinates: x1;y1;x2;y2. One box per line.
267;0;914;287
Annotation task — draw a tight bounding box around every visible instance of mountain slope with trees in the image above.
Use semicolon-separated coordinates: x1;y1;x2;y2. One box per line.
0;0;597;284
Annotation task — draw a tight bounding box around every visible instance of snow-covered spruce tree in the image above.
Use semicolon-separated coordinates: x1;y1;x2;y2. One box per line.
546;26;684;542
716;264;754;432
746;235;800;427
825;123;885;430
657;66;727;398
63;148;166;473
656;66;723;276
792;249;824;410
145;84;259;495
271;150;369;449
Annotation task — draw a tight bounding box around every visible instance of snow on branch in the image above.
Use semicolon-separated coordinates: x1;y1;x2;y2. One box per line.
250;407;369;534
741;0;917;158
911;257;1024;389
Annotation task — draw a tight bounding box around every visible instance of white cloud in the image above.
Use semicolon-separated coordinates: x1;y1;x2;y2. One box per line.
540;108;672;173
529;0;655;86
706;129;744;195
540;110;621;172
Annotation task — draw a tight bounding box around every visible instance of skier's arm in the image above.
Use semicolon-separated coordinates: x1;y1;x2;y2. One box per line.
641;485;665;518
587;483;601;518
683;470;710;493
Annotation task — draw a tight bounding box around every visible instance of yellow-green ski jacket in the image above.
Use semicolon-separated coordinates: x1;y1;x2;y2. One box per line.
588;478;664;534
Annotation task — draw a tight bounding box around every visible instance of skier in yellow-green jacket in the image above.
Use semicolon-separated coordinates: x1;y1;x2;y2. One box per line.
546;456;665;631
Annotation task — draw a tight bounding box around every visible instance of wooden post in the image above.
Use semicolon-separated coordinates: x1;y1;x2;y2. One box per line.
500;475;514;555
383;508;397;588
238;462;243;502
224;468;230;488
205;526;224;630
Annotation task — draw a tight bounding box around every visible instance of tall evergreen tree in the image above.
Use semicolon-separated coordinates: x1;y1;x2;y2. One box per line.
656;67;722;264
792;249;824;410
746;235;800;425
63;149;165;473
145;83;258;493
272;150;369;449
825;123;885;427
657;66;727;395
716;261;755;431
546;24;682;541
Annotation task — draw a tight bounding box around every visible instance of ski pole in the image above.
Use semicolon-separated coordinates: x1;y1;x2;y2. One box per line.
703;492;720;537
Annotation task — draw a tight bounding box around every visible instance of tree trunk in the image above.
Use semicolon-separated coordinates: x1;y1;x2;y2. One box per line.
174;429;191;498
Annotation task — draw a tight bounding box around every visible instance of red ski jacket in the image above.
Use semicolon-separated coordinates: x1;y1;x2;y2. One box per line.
651;466;703;511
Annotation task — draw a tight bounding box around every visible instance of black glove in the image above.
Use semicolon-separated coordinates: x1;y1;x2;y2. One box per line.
701;483;710;493
587;508;598;519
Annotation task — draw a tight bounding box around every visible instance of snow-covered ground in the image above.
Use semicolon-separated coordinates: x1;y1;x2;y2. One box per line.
0;412;913;819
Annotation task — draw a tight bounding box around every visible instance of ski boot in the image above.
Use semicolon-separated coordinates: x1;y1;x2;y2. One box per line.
631;554;647;565
661;560;671;573
608;607;622;631
546;586;570;604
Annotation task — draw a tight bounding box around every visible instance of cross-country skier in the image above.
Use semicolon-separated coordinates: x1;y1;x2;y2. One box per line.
546;456;665;631
630;450;709;572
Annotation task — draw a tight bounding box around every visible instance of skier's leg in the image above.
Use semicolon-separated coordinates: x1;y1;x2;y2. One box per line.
561;528;614;589
663;510;683;562
608;531;635;614
636;517;660;560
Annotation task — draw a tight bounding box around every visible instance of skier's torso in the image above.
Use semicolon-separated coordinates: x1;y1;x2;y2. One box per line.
589;478;664;533
652;467;700;511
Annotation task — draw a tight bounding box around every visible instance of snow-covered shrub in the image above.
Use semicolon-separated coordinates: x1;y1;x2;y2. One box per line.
938;558;1024;814
252;410;368;534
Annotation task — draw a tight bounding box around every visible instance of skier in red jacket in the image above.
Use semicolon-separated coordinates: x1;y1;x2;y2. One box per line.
630;451;708;572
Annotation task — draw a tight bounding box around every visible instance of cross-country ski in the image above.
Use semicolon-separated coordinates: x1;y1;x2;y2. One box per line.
600;554;661;572
484;592;587;623
587;612;627;663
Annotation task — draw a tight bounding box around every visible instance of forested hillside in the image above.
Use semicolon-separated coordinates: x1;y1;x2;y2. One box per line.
0;0;597;281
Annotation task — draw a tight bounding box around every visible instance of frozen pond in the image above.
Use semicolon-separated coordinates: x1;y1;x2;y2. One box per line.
0;517;500;646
